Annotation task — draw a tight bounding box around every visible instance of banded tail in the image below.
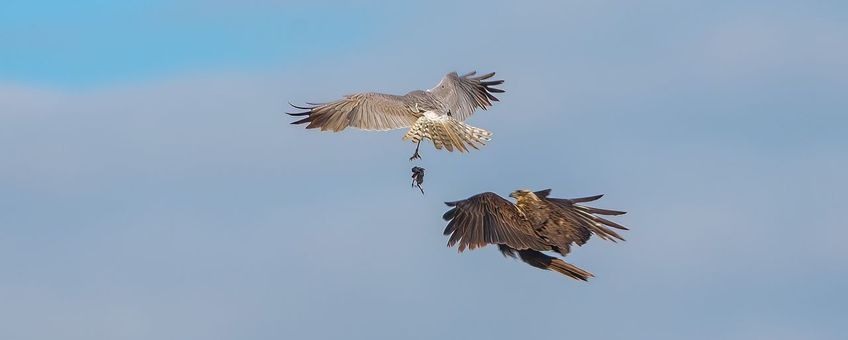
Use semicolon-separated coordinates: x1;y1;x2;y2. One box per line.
402;114;492;152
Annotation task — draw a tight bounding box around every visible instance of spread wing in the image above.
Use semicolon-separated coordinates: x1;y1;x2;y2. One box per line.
428;71;504;121
288;92;419;132
442;192;550;252
533;189;629;244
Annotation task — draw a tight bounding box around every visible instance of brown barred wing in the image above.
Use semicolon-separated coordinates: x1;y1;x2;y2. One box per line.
442;192;550;252
534;189;629;244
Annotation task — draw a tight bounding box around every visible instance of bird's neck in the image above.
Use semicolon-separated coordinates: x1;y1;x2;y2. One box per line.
515;195;547;222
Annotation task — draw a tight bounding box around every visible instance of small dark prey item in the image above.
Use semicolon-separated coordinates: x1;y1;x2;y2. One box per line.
411;166;425;194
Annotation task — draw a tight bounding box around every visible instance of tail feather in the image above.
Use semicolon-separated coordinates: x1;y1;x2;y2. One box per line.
517;249;594;281
403;115;492;152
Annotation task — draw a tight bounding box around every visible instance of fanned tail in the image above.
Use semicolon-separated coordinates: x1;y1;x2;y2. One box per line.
403;115;492;152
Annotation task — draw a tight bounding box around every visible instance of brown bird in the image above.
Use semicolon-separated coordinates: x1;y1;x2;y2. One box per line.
441;189;628;281
288;71;504;160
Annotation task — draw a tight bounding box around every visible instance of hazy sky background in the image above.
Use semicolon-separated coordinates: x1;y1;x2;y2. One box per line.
2;1;846;339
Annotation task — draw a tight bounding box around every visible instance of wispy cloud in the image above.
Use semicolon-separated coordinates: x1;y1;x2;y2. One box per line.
1;1;846;339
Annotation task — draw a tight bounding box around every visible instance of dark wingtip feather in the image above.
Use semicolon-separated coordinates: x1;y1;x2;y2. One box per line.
585;207;627;216
534;189;552;198
288;102;316;110
443;219;457;235
442;207;457;221
475;72;496;80
570;194;604;203
291;116;311;125
286;111;310;116
596;216;629;230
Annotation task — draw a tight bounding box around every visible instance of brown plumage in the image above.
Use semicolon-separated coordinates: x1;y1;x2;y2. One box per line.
288;71;504;160
442;189;628;281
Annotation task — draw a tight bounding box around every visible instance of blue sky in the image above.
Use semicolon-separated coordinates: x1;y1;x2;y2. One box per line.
1;0;392;86
1;1;847;339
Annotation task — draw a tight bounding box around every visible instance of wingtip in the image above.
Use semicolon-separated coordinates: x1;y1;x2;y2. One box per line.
290;117;311;125
481;80;504;86
476;71;496;79
570;194;604;203
442;207;458;221
534;189;552;197
288;102;316;110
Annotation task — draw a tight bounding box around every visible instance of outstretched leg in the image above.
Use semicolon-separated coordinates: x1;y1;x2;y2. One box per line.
409;141;422;161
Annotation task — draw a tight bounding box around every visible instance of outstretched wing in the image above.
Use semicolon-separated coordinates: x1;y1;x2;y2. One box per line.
442;192;549;252
428;71;504;121
533;189;629;244
288;92;419;132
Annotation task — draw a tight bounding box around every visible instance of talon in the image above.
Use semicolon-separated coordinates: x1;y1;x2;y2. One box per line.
409;141;422;161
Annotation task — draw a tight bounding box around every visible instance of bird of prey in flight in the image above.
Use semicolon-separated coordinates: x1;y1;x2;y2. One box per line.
288;71;504;160
441;189;628;281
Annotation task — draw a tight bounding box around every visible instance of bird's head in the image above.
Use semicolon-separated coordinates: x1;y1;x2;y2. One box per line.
509;189;534;200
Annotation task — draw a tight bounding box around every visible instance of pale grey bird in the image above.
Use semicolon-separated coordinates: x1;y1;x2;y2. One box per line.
288;71;504;160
